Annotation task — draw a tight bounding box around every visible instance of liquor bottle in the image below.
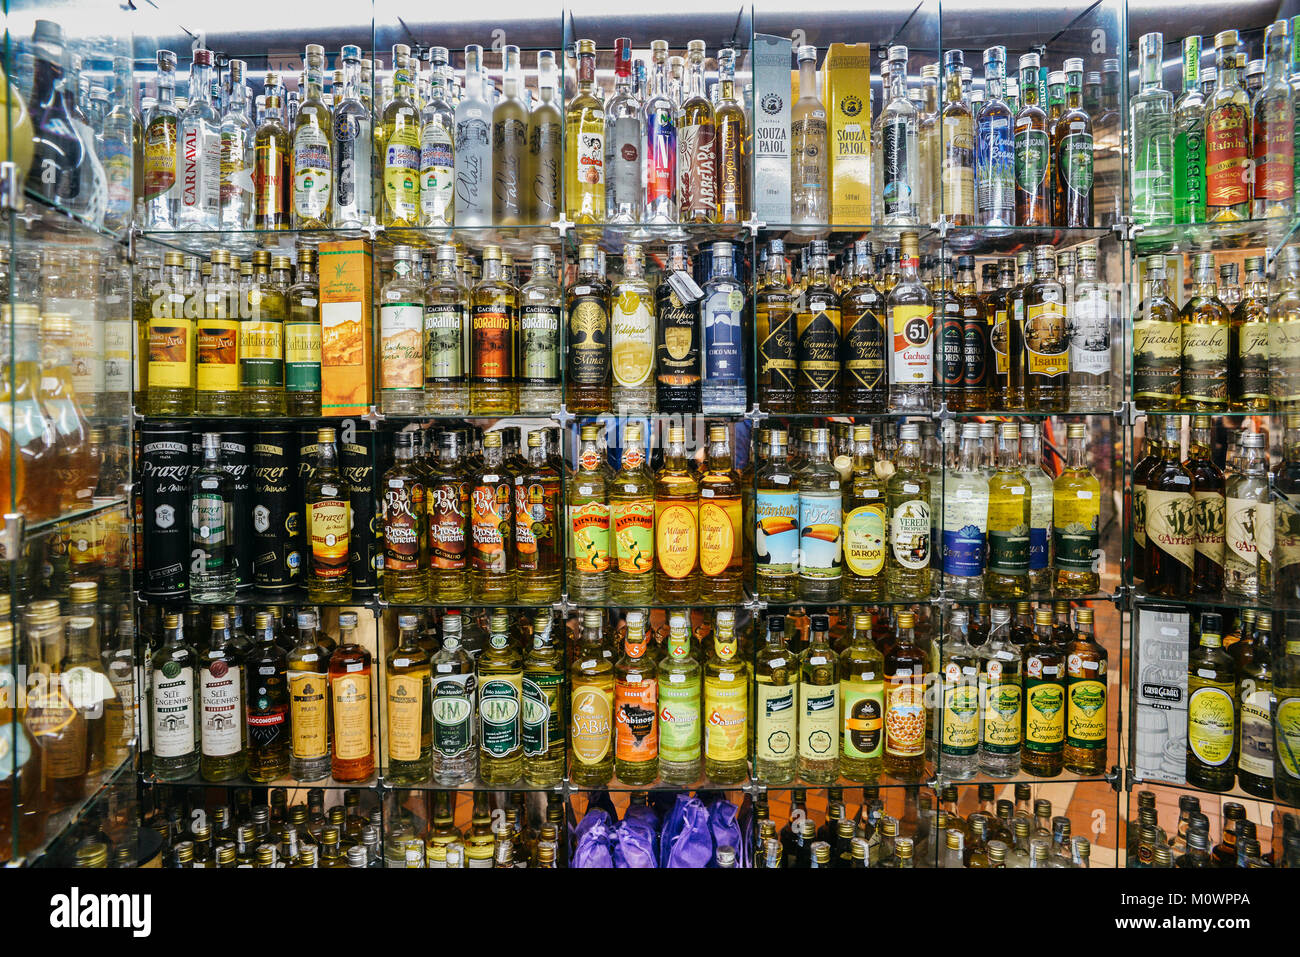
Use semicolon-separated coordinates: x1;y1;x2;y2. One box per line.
241;252;288;416
218;59;254;230
1272;619;1300;804
795;240;841;413
1233;611;1273;798
790;44;828;225
838;425;886;603
521;609;564;787
610;243;655;411
431;611;477;784
175;48;221;229
753;613;797;785
984;422;1030;600
1012;53;1052;226
566;244;611;412
715;45;746;223
1021;608;1064;777
285;246;322;416
1132;254;1182;410
939;49;975;225
38;316;93;507
938;423;985;599
880;45;920;226
1277;415;1300;601
1228;256;1269;411
1023;246;1068;411
1051;59;1093;226
243;611;289;784
655;425;700;603
199;612;246;782
469;431;514;602
613;610;658;785
976;46;1015;226
603;38;641;224
948;256;988;411
516;244;561;414
491;45;528;226
380;259;425;415
797;614;839;785
252;72;291;229
1274;245;1300;410
529;50;562;223
1020;423;1054;594
882;610;926;780
838;240;885;413
1063;244;1108;409
569;424;611;602
385;614;432;785
292;44;333;228
1177;252;1230;412
643;40;678;223
756;239;796;412
565;39;605;225
797;427;842;601
831;614;882;786
701;241;746;414
381;46;420;227
936;609;980;780
677;39;716;223
286;611;330;782
149;612;199;782
753;429;797;602
977;607;1021;777
444;44;489;226
1204;31;1251;221
1257;21;1296;218
885;423;932;600
305;427;352;603
476;611;523;786
917;63;941;226
1145;416;1194;598
933;253;964;409
329;612;374;783
1053;422;1101;596
1186;613;1236;791
1223;432;1272;599
513;428;562;603
1182;416;1224;596
657;612;702;784
143;50;181;229
422;245;467;415
887;232;934;411
189;432;234;602
381;431;428;602
1130;33;1173;227
194;248;239;416
1061;607;1107;775
333;45;374;228
142;253;191;415
604;421;655;605
470;245;518;414
1173;36;1207;223
986;258;1020;410
1130;423;1162;583
653;244;700;412
703;610;748;784
427;431;469;602
570;609;614;786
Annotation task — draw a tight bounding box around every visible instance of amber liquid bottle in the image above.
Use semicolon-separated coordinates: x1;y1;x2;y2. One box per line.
987;257;1024;411
328;612;374;782
1145;415;1195;598
698;425;744;603
1185;415;1225;594
1022;245;1068;412
1013;52;1053;226
755;240;796;413
655;426;700;603
882;610;927;781
841;238;887;413
565;244;611;412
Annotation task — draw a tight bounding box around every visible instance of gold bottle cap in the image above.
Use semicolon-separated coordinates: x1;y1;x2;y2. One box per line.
1258;612;1273;630
210;612;228;629
578;243;599;259
0;620;11;651
852;425;872;441
688;39;706;56
1035;608;1054;626
896;611;915;629
582;609;603;629
24;599;61;625
577;39;597;55
316;427;336;443
708;425;728;442
625;423;642;443
256;846;277;866
1075;608;1094;625
164;613;182;629
252;249;272;267
668;426;685;443
68;581;98;603
215;844;237;865
1214;29;1238;48
580;424;602;441
272;256;292;271
484;430;503;448
40;314;72;334
855;613;872;630
946;829;963;850
999;421;1019;439
481;244;502;261
1053;600;1070;613
527;429;546;448
75;841;110;868
241;261;254;276
1066;422;1087;439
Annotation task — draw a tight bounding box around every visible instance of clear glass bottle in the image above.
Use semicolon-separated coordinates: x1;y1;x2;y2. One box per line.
194;248;239;416
942;422;988;598
643;40;678;224
678;39;716;223
490;44;528;226
1053;422;1102;596
570;609;615;786
1204;31;1252;221
252;72;291;229
240;252;288;417
1068;244;1110;409
1172;36;1207;224
938;609;980;779
985;421;1030;600
611;243;655;412
143;50;181;229
149;612;199;781
422;244;468;415
381;46;421;228
791;45;828;224
518;244;562;413
797;427;842;602
328;613;373;783
1130;32;1174;227
1052;59;1094;227
701;241;746;413
754;614;798;784
380;245;425;416
883;610;927;780
796;240;842;414
176;48;221;230
1063;607;1108;775
529;50;562;223
1180;252;1230;412
605;38;642;224
609;422;656;603
756;429;800;602
1255;20;1295;219
885;423;932;600
565;39;605;224
431;611;477;784
978;606;1021;776
189;432;234;602
1223;432;1272;599
882;45;920;227
887;232;934;411
333;44;374;228
475;612;522;786
798;613;840;784
285;246;322;415
292;44;333;228
218;59;254;230
715;45;746;224
939;49;975;225
698;425;744;602
1021;608;1065;777
199;612;246;782
1023;245;1068;412
977;46;1015;226
1021;422;1054;593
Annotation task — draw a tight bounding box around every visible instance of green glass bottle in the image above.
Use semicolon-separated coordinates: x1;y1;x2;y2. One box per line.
476;611;523;785
522;609;565;787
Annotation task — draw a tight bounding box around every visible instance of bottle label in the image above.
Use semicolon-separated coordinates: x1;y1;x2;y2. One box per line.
331;672;371;761
334;112;371;216
756;490;800;578
1174;116;1206;221
889;304;934;385
285;320;322;392
611;295;655;387
615;674;658;763
520;304;560;384
218;127;251;210
889;499;930;570
383;481;424;571
151;664;194;758
841;677;884;760
380;303;423;390
419;123;454;220
704;673;747;762
884;677;925;757
570;501;611;574
191;492;228;553
656;298;700;389
796;298;841;393
1225;496;1267;568
180;121;220;215
387;672;426;762
844;504;886;577
1188;685;1235;766
610;115;642;208
645;108;677;205
253;140;288;219
655;501;698;579
798;683;839;761
1274;696;1300;779
423;304;464;384
1133;485;1148;551
678;122;717;218
976;115;1015;219
798;490;842;579
478;675;521;758
1145;488;1195;572
1024;301;1069;380
755;682;796;762
431;672;475;757
292;124;332;218
941;680;980;756
309;500;351;579
704;291;743;383
941;490;987;577
28;687;84;779
493;116;527;218
844;305;886;392
196;319;240;392
1062;131;1094;194
699;498;742;577
1255;95;1295;201
529;118;561;220
1132;318;1182;400
1024;676;1065;752
961;311;988;388
239;319;284;389
454;117;491;218
469;306;512;383
980;675;1021;755
1270;319;1300;401
514;479;557;572
881;117;915;215
470;480;511;573
384;125;421;220
992;310;1010;376
1029;490;1050;573
1069;290;1109;381
289;670;329;760
199;662;242;757
941;115;975;215
144;116;178;200
522;672;562;758
148;319;192;388
1205;104;1250;207
1066;675;1107;747
612;499;655;575
658;676;701;762
570;683;612;764
1237;319;1270;399
1014;128;1050;193
759;304;797;391
987;492;1030;574
1053;487;1100;571
428;481;467;569
1181;322;1229;401
567;298;610;385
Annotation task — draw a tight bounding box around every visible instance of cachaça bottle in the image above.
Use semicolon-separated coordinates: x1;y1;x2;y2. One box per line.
939;49;975;226
522;609;565;787
755;240;795;413
306;428;352;603
1271;618;1300;804
941;422;987;599
654;244;701;413
978;607;1022;777
1253;19;1295;219
469;431;514;602
887;232;934;412
1186;613;1236;792
379;245;425;416
386;614;432;785
610;422;655;604
1145;415;1194;598
703;609;748;784
476;611;523;786
885;423;932;600
934;253;964;409
655;426;700;604
1179;253;1230;413
469;245;517;414
380;46;420;228
677;39;717;223
882;610;926;781
568;424;611;602
798;614;840;785
699;425;744;602
754;614;798;785
987;257;1023;411
614;610;659;785
427;430;469;602
566;244;611;412
292;44;333;229
190;432;235;602
1183;415;1225;595
1014;52;1052;226
841;425;887;602
1276;415;1300;602
840;240;887;413
881;45;921;227
199;612;246;782
1172;36;1206;224
604;38;641;225
143;252;193;415
285;246;321;416
329;612;373;782
565;39;605;225
195;248;240;416
1133;254;1182;411
529;50;562;223
1131;423;1162;584
518;245;562;414
938;609;980;780
715;45;746;223
797;427;842;601
756;429;799;603
1063;607;1108;775
1053;422;1102;596
1020;423;1054;594
1021;608;1065;777
1230;256;1270;412
423;245;468;416
286;611;330;782
796;240;841;414
1023;246;1068;412
333;44;373;228
382;430;428;602
984;421;1030;600
1223;431;1272;599
1204;31;1252;221
1272;246;1300;411
242;252;289;416
514;429;561;603
657;612;701;785
838;612;884;783
790;44;828;224
1051;58;1093;227
701;241;747;414
570;609;614;786
150;611;199;781
431;611;477;785
244;611;289;784
492;45;529;226
252;71;291;229
454;44;492;227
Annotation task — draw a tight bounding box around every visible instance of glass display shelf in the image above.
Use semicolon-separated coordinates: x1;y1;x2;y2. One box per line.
1130;407;1288;419
23;495;129;539
137;587;383;608
16;189;131;247
138;223;568;257
140;769;380;791
9;756;135;868
1132;590;1282;615
759;408;1122;420
942;224;1117;256
1128;774;1296;809
1134;215;1298;255
566;221;751;253
762;589;1120;608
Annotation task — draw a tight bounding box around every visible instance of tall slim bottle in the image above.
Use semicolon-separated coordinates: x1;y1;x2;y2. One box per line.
604;38;642;224
611;244;655;412
1022;608;1064;777
305;428;352;603
1254;20;1295;219
143;50;181;229
199;612;246;782
518;245;562;413
715;45;746;224
796;240;841;414
756;240;795;412
522;609;565;787
701;241;746;414
176;48;221;230
566;244;611;412
251;73;291;229
678;40;716;223
754;613;797;784
1204;31;1251;222
333;45;373;228
797;428;842;602
939;49;975;225
977;46;1015;226
381;46;420;228
791;45;828;225
609;422;655;603
292;44;333;228
887;232;934;411
218;59;254;230
655;426;699;603
881;45;920;226
528;50;562;223
886;423;932;600
985;421;1030;600
470;245;518;414
654;244;700;411
568;424;611;602
570;609;614;786
798;614;840;784
643;40;678;223
469;431;514;603
841;239;887;412
703;610;748;784
329;613;373;782
1173;37;1206;224
614;610;659;784
493;45;528;225
453;45;494;227
657;612;702;784
430;611;477;784
1052;59;1093;227
1131;33;1174;227
515;429;561;603
380;245;425;416
477;611;523;785
699;425;744;602
843;425;887;601
565;39;605;224
883;611;926;780
1013;52;1052;227
386;614;432;785
287;611;331;782
150;612;199;781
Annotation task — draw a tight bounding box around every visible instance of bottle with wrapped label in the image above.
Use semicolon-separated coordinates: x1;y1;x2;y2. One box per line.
381;46;421;228
522;610;564;787
292;44;333;228
565;39;605;225
287;611;330;782
515;429;561;603
430;611;477;785
329;612;374;782
703;610;748;784
1184;415;1225;595
754;614;797;785
1186;613;1236;791
570;609;614;786
469;431;514;603
306;428;352;603
798;614;839;785
882;610;927;780
1223;432;1272;599
614;611;658;785
1180;253;1230;413
386;614;432;785
885;424;931;600
1022;608;1065;777
382;430;428;602
1023;246;1068;412
1053;422;1102;596
195;249;240;416
199;612;246;782
886;232;933;412
1204;31;1252;221
796;240;841;414
655;426;700;604
797;428;842;602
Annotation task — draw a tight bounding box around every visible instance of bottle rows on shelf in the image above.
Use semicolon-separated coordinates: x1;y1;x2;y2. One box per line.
1130;790;1299;868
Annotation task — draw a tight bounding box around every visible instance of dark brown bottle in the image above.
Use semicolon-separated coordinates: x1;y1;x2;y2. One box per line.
933;251;964;411
1013;52;1053;227
990;254;1029;411
956;254;988;412
1184;415;1224;595
1145;415;1195;598
754;240;795;413
1050;60;1093;227
1131;424;1163;583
